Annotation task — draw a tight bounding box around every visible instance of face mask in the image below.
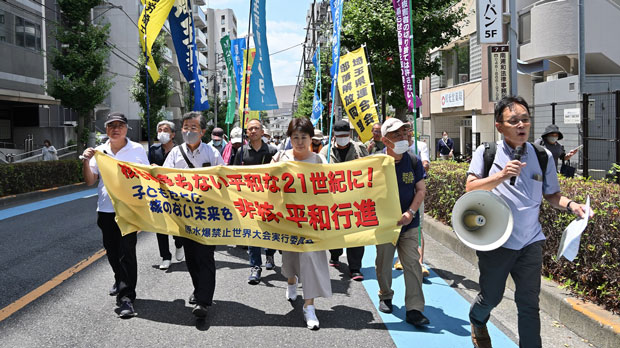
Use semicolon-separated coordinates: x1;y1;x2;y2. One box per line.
443;136;448;141
335;137;350;147
392;140;409;154
262;137;269;143
212;140;222;146
182;131;201;145
547;136;558;143
157;132;171;144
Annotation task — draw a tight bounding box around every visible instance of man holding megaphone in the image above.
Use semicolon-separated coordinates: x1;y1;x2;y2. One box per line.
464;96;592;348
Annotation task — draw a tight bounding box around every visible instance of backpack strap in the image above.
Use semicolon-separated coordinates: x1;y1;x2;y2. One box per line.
406;148;418;169
482;141;496;178
530;142;548;183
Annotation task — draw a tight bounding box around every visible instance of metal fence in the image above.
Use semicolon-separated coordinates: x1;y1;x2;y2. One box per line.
529;91;619;183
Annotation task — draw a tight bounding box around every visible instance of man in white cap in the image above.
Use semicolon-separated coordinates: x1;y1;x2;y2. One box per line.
311;129;324;153
226;126;244;165
375;117;429;327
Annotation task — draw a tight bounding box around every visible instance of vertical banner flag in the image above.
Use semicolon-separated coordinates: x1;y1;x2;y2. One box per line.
168;0;209;111
336;47;380;143
221;35;237;124
238;49;260;124
231;38;247;103
138;0;175;83
392;0;415;111
311;46;323;126
327;0;344;163
249;0;278;110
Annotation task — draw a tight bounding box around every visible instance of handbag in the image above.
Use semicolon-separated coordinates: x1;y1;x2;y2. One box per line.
560;160;576;178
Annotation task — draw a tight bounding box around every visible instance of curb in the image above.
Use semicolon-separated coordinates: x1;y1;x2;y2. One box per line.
0;182;88;208
423;217;620;348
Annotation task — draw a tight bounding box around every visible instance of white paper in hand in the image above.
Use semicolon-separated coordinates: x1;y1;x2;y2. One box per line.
557;196;590;262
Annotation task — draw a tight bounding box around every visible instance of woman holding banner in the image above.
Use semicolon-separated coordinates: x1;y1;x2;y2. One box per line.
271;117;332;330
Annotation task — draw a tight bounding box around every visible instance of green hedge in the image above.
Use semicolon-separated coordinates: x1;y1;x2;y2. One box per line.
425;161;620;314
0;160;84;197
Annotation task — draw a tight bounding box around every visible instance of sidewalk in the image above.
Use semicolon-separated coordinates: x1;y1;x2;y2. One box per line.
423;217;620;348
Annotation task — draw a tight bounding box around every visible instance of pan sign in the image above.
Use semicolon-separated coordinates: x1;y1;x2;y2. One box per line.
441;90;464;109
477;0;503;44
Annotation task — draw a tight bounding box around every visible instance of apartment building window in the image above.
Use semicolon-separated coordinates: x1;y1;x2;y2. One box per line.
519;12;531;44
444;42;470;86
221;15;225;25
14;15;41;51
221;27;225;34
0;10;9;43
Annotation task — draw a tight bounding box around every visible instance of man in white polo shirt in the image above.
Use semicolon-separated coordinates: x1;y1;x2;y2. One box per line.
163;111;225;318
81;112;149;319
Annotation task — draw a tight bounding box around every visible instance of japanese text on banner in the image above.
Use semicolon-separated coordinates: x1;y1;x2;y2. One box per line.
95;152;402;252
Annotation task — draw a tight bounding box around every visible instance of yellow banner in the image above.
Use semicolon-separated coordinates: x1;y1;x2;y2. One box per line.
239;48;260;124
138;0;175;83
337;47;380;144
95;152;402;252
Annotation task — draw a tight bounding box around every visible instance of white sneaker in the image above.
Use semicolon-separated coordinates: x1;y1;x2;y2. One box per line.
175;247;184;261
303;305;319;330
286;282;298;301
159;259;171;270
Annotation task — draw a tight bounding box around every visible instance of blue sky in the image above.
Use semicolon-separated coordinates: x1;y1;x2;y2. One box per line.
204;0;314;87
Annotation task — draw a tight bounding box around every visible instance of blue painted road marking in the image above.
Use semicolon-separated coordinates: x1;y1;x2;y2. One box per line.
360;245;517;348
0;189;98;221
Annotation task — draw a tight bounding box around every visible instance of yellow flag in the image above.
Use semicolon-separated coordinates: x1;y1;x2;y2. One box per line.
337;47;380;143
238;48;260;124
138;0;175;83
94;152;402;252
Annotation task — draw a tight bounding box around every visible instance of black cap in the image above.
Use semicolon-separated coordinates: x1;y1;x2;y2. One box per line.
104;112;128;126
333;120;351;133
541;124;563;140
211;127;224;141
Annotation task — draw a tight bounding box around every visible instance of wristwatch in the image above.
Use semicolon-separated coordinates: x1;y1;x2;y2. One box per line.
407;208;416;216
566;200;575;214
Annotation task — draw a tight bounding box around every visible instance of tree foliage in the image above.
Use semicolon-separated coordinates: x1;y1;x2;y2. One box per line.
131;32;173;142
341;0;466;115
47;0;112;154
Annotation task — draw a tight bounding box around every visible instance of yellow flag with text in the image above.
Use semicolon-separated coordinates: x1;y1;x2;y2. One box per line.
337;47;379;143
238;48;260;125
95;152;402;252
138;0;175;83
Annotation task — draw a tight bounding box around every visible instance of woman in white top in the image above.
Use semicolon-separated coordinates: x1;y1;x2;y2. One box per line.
42;139;57;161
272;117;332;330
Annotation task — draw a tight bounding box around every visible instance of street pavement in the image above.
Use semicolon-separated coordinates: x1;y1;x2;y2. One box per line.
0;188;596;347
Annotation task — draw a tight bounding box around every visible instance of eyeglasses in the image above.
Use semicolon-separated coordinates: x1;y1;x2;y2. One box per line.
106;123;127;129
502;118;531;126
182;126;200;132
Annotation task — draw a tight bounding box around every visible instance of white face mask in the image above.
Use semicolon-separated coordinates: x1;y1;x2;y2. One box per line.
157;132;171;144
212;140;222;146
442;135;448;141
182;131;201;145
392;140;409;154
335;136;350;147
547;136;558;144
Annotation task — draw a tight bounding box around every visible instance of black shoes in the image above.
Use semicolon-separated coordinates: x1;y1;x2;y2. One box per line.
118;300;136;318
378;299;393;313
350;270;364;281
192;304;208;318
109;282;119;296
248;266;262;285
406;309;430;327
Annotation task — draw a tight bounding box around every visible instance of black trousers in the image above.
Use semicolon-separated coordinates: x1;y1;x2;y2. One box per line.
329;246;365;271
469;240;544;348
156;233;183;260
183;238;216;306
97;212;137;302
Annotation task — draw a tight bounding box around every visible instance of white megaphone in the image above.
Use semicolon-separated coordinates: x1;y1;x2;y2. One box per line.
451;190;514;251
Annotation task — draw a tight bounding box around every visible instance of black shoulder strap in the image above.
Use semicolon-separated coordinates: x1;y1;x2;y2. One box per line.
407;148;418;169
482;141;496;178
530;142;548;182
177;145;195;168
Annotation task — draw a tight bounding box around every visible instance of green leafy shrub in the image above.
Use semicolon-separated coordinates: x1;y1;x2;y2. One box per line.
425;161;620;314
0;160;83;196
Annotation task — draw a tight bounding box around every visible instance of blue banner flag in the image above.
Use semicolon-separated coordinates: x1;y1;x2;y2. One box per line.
231;38;246;103
168;0;209;111
249;0;278;110
330;0;343;79
311;46;323;126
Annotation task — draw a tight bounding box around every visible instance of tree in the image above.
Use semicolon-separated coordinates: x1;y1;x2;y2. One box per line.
130;32;173;142
47;0;113;156
341;0;466;119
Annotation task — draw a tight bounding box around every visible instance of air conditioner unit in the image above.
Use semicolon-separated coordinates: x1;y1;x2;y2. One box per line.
459;73;469;84
63;121;77;127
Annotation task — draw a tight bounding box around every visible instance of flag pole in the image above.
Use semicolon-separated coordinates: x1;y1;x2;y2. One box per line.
145;32;151;150
239;0;253;164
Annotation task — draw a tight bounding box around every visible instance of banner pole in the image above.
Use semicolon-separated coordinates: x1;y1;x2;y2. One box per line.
239;0;253;164
327;0;343;164
145;33;151;149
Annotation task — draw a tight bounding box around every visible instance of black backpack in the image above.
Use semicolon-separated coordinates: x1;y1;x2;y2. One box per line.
482;142;548;182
